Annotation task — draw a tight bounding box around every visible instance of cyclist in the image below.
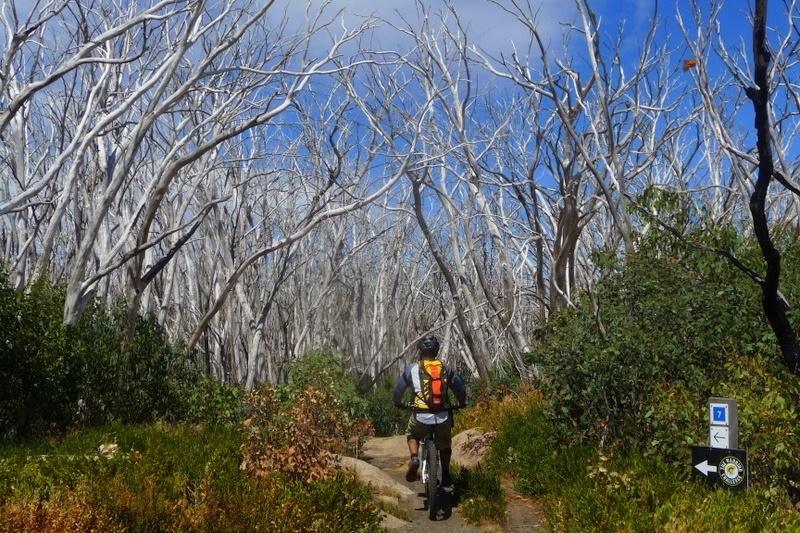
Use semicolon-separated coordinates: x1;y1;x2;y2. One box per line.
392;334;467;487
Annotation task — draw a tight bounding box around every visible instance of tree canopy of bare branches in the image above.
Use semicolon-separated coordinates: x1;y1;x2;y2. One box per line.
4;0;800;387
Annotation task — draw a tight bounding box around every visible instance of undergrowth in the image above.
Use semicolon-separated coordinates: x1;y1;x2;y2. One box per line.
455;382;544;434
487;388;800;532
241;383;374;484
0;423;381;533
455;464;507;525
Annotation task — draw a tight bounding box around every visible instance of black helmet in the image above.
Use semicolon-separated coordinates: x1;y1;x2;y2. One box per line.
416;334;440;356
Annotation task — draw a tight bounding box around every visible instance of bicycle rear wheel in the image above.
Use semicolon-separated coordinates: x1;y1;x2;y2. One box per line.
425;437;439;520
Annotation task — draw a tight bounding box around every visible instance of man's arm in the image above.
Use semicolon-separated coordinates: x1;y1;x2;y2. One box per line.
392;367;410;407
448;370;467;407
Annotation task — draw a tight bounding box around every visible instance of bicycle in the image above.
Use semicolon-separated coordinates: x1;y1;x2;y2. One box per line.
404;404;459;520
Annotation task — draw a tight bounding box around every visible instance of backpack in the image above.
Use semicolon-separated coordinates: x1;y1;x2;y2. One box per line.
417;359;449;411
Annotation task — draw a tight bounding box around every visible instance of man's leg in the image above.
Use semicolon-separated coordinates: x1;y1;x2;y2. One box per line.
406;436;420;481
405;416;424;481
434;424;454;486
407;436;419;456
439;447;453;485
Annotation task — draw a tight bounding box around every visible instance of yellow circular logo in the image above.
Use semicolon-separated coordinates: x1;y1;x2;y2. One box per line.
718;456;745;486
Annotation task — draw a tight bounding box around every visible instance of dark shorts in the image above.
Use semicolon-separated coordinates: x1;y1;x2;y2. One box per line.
406;414;452;450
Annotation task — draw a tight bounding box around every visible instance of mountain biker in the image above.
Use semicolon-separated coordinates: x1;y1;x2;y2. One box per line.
392;334;467;488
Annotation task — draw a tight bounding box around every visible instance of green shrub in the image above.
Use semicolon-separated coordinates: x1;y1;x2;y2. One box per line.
455;464;506;525
642;350;800;503
525;218;784;454
643;380;706;467
0;274;76;438
487;399;570;496
278;348;370;424
528;247;750;447
714;352;800;495
357;374;409;437
0;423;381;533
536;448;800;533
652;474;799;533
0;266;203;438
186;376;247;425
90;308;201;424
67;304;203;427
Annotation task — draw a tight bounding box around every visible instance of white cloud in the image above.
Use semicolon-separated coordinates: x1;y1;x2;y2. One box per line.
275;0;579;58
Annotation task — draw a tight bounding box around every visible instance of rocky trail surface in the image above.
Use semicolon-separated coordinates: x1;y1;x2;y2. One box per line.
341;429;544;532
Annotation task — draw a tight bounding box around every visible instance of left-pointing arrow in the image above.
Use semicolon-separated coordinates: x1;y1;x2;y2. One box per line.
694;460;715;476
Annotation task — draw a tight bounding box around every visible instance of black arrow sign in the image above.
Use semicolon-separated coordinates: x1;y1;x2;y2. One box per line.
691;446;748;492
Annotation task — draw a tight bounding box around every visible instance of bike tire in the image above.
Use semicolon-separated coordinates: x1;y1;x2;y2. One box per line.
425;437;439;520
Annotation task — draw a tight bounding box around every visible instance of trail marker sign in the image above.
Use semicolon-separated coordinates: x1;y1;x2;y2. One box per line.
708;397;738;450
691;446;748;491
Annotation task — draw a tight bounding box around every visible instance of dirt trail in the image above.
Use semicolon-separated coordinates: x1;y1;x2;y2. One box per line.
356;431;544;532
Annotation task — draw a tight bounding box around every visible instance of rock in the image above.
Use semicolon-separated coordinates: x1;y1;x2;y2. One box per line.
452;428;495;469
375;494;402;507
338;455;416;500
98;443;119;458
380;512;411;530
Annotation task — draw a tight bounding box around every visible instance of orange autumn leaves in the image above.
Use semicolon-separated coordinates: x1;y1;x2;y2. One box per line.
683;59;698;72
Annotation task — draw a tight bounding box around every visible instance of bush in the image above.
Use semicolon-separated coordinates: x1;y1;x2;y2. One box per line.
715;352;800;496
642;379;705;467
186;376;246;426
242;383;374;484
278;348;370;425
455;464;506;525
475;203;800;529
525;220;780;452
357;374;409;437
0;266;203;438
487;397;570;496
0;423;381;533
496;437;800;533
456;383;543;433
71;304;202;425
0;274;76;437
639;348;800;503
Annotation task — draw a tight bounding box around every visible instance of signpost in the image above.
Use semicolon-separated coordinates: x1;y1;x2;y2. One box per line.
691;446;748;491
708;398;738;450
691;397;747;491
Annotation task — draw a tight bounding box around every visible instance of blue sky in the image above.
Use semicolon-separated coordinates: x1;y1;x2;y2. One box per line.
274;0;788;83
280;0;574;56
5;1;773;66
278;1;760;45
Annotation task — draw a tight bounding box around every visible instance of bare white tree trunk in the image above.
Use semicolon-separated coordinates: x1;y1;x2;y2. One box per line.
4;0;783;388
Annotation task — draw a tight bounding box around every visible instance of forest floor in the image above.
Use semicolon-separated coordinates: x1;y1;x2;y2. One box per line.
349;430;545;532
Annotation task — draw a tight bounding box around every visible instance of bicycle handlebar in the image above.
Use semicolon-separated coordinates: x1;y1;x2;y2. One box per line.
400;402;463;413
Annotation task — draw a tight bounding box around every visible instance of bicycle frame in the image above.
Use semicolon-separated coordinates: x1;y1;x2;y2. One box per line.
420;426;440;519
419;433;434;485
420;427;439;486
404;405;458;520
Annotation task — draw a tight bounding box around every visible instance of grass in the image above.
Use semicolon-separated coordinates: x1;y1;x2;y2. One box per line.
479;389;800;533
0;422;382;533
375;498;412;522
455;464;507;525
